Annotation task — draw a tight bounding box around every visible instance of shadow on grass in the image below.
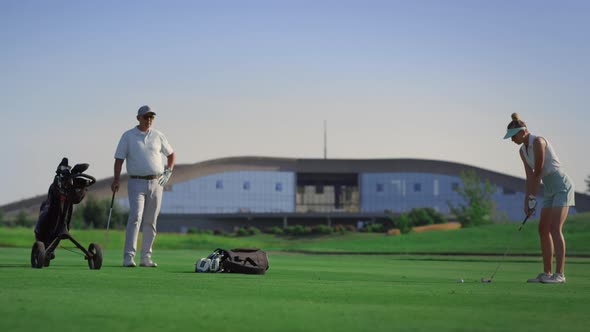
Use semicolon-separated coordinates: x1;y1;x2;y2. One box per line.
0;264;30;268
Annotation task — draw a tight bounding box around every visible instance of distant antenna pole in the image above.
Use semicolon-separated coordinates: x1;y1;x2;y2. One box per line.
323;120;327;159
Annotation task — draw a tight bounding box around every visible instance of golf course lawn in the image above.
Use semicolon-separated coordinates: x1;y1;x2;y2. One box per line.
2;247;590;332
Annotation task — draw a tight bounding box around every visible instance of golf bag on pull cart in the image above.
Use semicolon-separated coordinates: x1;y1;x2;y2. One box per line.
195;248;269;275
32;158;103;270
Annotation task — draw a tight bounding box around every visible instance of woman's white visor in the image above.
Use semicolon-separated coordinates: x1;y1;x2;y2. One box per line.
503;127;526;139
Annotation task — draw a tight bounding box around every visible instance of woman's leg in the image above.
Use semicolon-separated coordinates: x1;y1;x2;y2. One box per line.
538;208;554;274
548;206;569;274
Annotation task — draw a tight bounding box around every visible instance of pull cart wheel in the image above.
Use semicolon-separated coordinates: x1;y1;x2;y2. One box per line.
31;241;46;269
87;243;103;270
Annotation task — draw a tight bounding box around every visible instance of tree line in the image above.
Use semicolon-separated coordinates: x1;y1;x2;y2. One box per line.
2;172;588;230
0;195;128;230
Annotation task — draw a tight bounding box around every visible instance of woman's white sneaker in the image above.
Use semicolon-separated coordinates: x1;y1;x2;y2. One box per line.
526;273;552;283
541;273;566;284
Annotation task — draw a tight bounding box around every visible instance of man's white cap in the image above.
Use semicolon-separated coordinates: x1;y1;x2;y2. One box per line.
137;105;156;116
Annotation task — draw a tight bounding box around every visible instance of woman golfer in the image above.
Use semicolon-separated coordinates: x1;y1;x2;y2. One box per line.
504;113;575;283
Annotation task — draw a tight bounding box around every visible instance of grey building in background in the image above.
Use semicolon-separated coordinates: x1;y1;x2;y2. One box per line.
4;156;589;232
123;157;590;232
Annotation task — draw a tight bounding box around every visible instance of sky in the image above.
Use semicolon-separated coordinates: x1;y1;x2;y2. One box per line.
1;0;589;205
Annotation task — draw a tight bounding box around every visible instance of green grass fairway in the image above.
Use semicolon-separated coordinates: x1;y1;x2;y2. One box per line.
2;248;590;332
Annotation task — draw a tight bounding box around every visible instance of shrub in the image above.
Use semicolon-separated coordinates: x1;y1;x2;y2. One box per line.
448;170;496;227
408;207;446;226
365;223;385;233
247;226;261;235
391;213;412;234
408;208;432;227
15;210;35;228
264;226;284;235
188;227;204;234
235;227;249;236
75;195;128;230
311;224;333;235
234;226;261;237
284;225;310;236
333;224;353;234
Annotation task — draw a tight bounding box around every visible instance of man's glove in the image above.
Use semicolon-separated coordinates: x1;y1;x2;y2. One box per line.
527;195;537;214
158;168;173;187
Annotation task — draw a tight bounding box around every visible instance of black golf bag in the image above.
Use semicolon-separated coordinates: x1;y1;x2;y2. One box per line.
31;158;103;269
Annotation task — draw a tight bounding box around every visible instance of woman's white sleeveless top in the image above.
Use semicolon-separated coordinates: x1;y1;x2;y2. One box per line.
520;134;561;177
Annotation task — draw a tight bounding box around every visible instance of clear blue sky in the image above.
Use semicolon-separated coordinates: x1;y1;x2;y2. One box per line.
1;0;589;205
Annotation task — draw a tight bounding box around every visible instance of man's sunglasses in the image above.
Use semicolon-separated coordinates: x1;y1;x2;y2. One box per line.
143;114;155;120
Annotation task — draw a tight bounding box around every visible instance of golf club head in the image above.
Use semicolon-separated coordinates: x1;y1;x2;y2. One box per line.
56;157;71;176
59;157;69;168
71;163;89;174
481;278;492;283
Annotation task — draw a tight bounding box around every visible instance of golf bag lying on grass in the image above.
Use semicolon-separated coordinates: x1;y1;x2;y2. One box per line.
195;248;269;275
32;157;102;270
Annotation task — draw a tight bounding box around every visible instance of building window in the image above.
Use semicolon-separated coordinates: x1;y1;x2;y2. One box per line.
275;182;283;192
243;181;251;190
503;187;516;195
391;180;406;196
216;180;223;189
315;185;324;194
376;183;384;192
414;183;422;192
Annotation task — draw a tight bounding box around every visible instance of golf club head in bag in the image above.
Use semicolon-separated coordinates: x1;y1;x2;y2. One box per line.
56;157;71;175
195;258;211;272
71;163;89;174
195;250;224;273
207;250;224;272
210;257;221;272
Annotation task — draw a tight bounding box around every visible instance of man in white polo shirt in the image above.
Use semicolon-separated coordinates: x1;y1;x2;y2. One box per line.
111;105;175;267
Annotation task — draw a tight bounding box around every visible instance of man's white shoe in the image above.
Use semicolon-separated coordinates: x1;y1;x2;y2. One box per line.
123;260;137;267
526;273;552;283
541;273;566;284
140;259;158;268
124;255;136;267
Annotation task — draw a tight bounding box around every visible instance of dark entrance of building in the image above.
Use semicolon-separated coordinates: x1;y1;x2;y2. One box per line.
296;173;359;212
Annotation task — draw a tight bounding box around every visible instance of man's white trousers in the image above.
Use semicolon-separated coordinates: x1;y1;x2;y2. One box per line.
124;178;163;262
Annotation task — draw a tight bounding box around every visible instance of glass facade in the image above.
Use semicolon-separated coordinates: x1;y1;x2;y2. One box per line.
156;171;295;213
360;172;543;221
115;169;572;222
361;173;462;213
